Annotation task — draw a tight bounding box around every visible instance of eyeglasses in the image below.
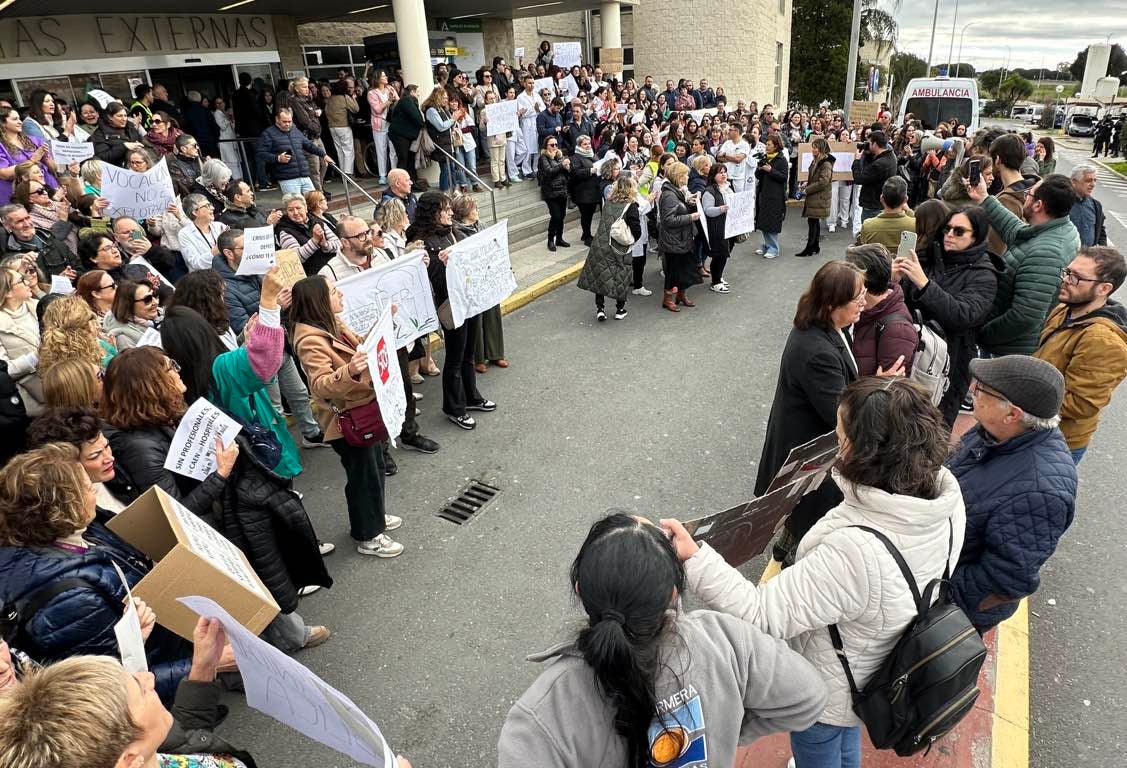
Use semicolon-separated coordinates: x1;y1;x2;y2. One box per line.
851;289;868;305
1060;267;1105;286
971;381;1006;403
166;358;181;373
370;228;384;238
134;293;157;305
943;224;971;237
98;243;120;253
342;231;370;241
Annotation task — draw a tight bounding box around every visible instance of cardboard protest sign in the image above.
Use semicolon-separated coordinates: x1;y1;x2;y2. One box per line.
485;99;520;137
163;397;241;481
798;141;856;181
533;77;556;97
50;139;94;165
236;225;277;276
850;100;880;126
110;562;148;674
680;484;804;569
724;188;757;239
335;251;438;344
101;158;176;221
360;304;407;441
274;249;305;288
180;596;396;768
599;47;624;72
49;274;74;295
765;430;840;495
554;41;583;69
444;220;517;328
107;488;279;640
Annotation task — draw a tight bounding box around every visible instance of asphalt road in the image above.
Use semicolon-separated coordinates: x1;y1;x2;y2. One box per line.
215;134;1127;768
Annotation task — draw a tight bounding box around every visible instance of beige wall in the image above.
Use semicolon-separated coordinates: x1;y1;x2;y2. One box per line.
272;16;304;77
482;18;515;67
298;21;393;46
512;13;590;66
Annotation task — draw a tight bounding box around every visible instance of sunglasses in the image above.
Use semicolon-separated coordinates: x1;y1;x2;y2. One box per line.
29;187;48;195
943;224;971;237
96;281;117;291
151;118;163;124
134;293;157;305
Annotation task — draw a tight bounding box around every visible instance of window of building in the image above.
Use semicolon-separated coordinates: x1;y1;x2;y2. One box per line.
300;45;368;82
774;42;784;105
591;46;635;79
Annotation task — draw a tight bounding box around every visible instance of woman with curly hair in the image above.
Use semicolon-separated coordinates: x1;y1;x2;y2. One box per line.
38;295;114;373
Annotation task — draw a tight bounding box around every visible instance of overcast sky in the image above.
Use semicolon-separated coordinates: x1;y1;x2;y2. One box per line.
890;0;1127;72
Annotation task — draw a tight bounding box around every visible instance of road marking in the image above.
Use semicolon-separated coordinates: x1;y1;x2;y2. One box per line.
993;599;1030;768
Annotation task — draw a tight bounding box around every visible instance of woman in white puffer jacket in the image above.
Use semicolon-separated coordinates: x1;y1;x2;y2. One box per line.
664;377;966;768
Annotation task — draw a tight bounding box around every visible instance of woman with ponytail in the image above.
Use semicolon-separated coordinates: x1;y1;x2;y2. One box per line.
498;513;826;768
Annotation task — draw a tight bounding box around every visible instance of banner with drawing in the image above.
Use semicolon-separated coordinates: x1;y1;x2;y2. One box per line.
335;252;438;345
723;188;757;238
444;220;517;328
101;158;177;221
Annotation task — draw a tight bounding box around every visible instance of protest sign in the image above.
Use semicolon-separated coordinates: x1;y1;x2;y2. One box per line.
128;255;173;289
163;397;241;481
102;158;176;221
236;225;277;276
724;188;757;238
765;430;840;495
108;488;279;640
49;274;74;295
554;41;582;69
680;483;804;568
561;74;580;101
87;89;114;108
599;47;624;72
275;249;305;288
134;326;163;348
445;220;517;327
515;46;525;59
360;304;408;441
336;251;438;344
50;139;94;165
110;562;148;674
485;99;520;137
687;108;718;126
180;596;396;768
533;77;556;97
849;100;880;126
798;141;856;181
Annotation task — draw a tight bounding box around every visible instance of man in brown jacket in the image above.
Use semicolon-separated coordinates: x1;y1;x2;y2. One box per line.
1033;246;1127;463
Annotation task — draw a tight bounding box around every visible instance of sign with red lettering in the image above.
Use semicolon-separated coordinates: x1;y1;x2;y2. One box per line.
908;86;972;99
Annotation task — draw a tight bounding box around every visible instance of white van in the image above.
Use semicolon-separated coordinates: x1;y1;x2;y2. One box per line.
899;76;980;134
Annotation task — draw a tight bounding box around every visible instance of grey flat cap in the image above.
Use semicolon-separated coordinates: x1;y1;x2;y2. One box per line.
969;355;1065;419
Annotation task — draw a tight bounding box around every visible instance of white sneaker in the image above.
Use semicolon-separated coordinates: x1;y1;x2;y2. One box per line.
356;534;404;558
298;585;322;596
384;514;402;531
787;758;796;768
631;286;653;296
720;278;730;287
709;283;730;293
596;309;607;322
317;541;336;556
763;251;779;259
828;224;836;233
755;247;767;256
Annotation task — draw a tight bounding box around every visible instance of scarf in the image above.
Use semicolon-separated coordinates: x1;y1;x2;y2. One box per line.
574;146;594;158
766;151;779;161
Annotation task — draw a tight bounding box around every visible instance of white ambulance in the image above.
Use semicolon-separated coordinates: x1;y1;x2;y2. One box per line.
898;76;980;134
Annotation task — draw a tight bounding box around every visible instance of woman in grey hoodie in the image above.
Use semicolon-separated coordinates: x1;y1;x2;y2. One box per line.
497;513;827;768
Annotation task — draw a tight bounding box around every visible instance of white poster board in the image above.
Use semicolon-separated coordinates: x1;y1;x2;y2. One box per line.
180;596;396;768
687;108;718;125
724;188;757;239
129;256;174;289
360;304;407;442
163;397;242;481
560;74;580;101
335;251;439;345
87;89;114;108
554;41;582;69
485;99;520;137
167;496;271;601
50;139;94;164
515;46;525;60
102;158;177;221
444;220;517;328
236;225;277;276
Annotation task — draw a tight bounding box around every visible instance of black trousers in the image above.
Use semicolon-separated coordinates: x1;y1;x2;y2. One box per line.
789;156;800;197
577;202;598;239
546;197;567;241
804;217;821;251
330;439;387;541
709;247;729;284
391;133;416;180
595;294;626;311
441;314;484;417
633;249;647;288
396;347;417;439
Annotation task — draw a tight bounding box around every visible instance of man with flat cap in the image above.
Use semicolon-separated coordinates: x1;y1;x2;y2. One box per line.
946;355;1078;633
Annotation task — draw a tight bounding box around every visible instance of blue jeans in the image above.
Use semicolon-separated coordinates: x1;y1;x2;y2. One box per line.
762;231;780;255
1071;446;1087;464
790;722;861;768
278;176;315;194
455;146;477;187
438;159;452;192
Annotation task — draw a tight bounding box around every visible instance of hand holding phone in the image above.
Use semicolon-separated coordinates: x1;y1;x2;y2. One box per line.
967;159;981;188
897;230;918;261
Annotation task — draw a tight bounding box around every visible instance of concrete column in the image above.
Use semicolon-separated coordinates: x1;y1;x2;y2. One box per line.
393;0;434;91
600;1;622;77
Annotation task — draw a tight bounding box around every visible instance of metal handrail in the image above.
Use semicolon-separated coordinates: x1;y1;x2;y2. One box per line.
325;165;383;214
430;144;499;224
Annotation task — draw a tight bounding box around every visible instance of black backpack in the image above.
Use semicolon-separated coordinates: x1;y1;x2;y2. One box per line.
829;524;987;756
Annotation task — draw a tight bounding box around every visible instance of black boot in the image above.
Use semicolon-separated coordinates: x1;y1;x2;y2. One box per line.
547;235;557;252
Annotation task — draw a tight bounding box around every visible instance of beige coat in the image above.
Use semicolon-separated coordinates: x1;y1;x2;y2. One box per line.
0;299;43;415
291;322;376;442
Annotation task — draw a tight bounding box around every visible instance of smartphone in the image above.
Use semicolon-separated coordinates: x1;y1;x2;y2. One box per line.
968;159;982;187
130;229;145;241
898;231;918;260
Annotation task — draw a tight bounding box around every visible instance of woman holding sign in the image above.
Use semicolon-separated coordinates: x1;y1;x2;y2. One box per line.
796;137;835;258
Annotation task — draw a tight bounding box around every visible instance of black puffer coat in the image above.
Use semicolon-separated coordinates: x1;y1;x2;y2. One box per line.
216;433;332;614
568;153;601;204
538;153;570;200
755;152;789;234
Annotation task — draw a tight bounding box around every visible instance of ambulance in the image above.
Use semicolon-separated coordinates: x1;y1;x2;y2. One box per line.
898;76;980;133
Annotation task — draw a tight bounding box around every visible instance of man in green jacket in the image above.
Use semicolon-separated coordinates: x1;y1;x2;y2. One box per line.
968;173;1080;355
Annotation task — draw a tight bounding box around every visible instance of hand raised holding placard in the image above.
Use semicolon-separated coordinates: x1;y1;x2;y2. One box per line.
261;266;283;309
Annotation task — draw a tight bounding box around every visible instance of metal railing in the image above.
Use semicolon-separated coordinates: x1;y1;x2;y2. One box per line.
430;145;499;224
325;165;383;214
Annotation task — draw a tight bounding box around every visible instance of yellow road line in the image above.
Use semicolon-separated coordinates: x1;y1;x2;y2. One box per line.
992;599;1030;768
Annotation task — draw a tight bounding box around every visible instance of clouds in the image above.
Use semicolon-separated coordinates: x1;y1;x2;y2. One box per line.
890;0;1127;69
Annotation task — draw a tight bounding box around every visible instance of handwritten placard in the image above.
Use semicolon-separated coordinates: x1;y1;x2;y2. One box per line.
360;303;407;442
336;251;438;344
102;158;177;221
724;188;757;239
849;100;880;126
50;139;94;165
163;397;241;481
485;99;520;137
236;225;277;276
554;41;582;69
444;220;517;328
274;249;305;288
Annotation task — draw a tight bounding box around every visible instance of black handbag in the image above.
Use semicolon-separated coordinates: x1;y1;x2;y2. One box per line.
215;395;283;470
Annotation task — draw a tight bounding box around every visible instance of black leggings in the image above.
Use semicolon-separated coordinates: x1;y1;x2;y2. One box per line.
391;133;416;180
805;217;821;251
633;249;647;288
546;197;567;240
595;294;626;311
709;249;729;284
577;203;598;239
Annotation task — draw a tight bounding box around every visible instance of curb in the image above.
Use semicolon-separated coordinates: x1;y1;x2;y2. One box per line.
992;600;1030;768
1094;158;1127;180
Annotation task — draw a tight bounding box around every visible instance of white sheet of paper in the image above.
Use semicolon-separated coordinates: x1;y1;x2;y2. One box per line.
484;99;519;137
561;74;580;100
50;139;94;164
533;77;555;97
129;255;174;288
799;149;855;175
179;596;397;768
554;41;582;69
360;303;407;441
444;220;517;328
87;89;114;108
102;158;177;221
515;46;525;59
335;251;438;344
236;225;277;276
49;274;74;295
163;397;242;481
724;188;757;239
135;326;163;348
110;562;149;674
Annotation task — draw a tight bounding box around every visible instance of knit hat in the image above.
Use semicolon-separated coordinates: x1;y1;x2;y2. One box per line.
969;355;1065;418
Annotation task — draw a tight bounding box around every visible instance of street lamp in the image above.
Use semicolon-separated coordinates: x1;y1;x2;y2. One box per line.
946;0;961;73
954;21;981;78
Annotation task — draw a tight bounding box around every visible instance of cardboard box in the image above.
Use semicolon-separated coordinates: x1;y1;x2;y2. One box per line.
797;140;859;182
274;249;304;289
599;47;624;72
107;487;280;640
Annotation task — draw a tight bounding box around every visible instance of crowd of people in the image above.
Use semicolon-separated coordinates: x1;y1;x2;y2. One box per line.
0;41;1126;768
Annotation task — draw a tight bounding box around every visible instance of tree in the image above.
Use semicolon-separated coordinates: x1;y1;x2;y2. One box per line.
889;51;928;108
1068;44;1127;86
978;68;1006;97
933;62;976;77
995;74;1035;115
788;0;853;107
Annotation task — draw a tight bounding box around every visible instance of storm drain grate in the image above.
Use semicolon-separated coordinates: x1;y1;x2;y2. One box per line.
435;480;501;525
